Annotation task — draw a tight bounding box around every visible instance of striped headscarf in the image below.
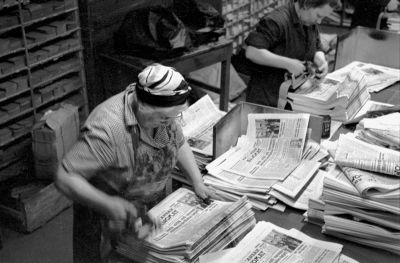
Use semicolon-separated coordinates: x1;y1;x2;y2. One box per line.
136;63;191;107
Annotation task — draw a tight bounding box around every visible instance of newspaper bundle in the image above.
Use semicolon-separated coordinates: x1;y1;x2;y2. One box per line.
287;67;369;122
334;133;400;177
305;160;400;255
199;221;342;263
205;113;329;211
212;113;310;180
116;188;255;263
355;112;400;150
328;61;400;93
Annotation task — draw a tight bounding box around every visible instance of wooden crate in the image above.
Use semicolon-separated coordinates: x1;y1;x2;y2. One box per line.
0;182;71;233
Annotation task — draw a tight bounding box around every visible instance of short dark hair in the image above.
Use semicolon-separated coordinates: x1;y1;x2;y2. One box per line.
295;0;341;9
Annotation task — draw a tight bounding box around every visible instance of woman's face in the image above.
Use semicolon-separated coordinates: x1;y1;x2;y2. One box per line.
138;102;187;128
300;4;334;25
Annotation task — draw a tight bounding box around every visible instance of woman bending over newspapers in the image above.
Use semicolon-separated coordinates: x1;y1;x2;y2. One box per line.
55;64;218;263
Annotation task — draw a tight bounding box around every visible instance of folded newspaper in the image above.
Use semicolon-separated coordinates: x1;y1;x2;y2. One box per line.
287;67;369;121
328;61;400;93
200;221;343;263
205;113;312;210
334;133;400;177
116;188;255;263
178;94;225;157
206;113;330;211
355;112;400;150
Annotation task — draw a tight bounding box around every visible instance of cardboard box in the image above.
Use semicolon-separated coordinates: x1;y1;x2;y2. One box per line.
15;97;31;111
0;111;9;123
0;81;17;96
11;75;28;91
32;103;79;179
38;85;54;103
1;102;20;116
9;123;26;137
0;127;12;142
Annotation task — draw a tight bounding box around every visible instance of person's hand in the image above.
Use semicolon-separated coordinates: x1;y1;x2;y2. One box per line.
193;181;220;202
106;196;138;222
286;58;306;76
106;196;160;239
107;196;137;234
313;52;329;78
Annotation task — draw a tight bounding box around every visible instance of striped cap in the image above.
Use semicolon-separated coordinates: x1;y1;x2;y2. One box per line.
136;64;191;107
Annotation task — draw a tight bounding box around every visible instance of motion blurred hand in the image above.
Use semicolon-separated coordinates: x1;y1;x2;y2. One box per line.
106;196;157;239
313;51;329;78
287;58;306;76
193;181;221;203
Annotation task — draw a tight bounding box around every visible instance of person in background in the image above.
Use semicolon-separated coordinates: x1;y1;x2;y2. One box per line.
55;64;217;263
244;0;340;107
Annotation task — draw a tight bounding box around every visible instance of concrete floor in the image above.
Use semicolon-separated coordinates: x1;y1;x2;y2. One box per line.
0;207;73;263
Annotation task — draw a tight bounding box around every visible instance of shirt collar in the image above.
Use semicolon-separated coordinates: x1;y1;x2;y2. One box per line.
289;0;301;26
124;83;139;127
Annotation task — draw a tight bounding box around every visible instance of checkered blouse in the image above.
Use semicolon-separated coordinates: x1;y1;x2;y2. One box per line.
62;83;185;203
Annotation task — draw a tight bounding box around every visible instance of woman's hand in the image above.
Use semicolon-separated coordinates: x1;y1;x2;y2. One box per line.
286;58;306;76
193;181;219;201
107;196;138;233
107;196;138;221
314;51;329;78
106;196;160;239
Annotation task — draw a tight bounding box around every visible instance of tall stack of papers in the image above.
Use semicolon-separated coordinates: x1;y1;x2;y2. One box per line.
306;134;400;255
173;95;225;183
116;188;256;263
354;112;400;150
288;67;369;122
199;221;343;263
205;113;329;211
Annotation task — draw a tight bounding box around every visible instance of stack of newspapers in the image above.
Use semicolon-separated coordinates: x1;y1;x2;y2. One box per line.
330;61;400;93
198;221;344;263
205;113;330;211
288;67;369;122
306;133;400;255
173;95;225;183
354;111;400;150
116;188;256;263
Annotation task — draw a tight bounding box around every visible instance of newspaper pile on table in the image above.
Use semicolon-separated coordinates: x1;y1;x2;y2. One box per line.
328;61;400;93
198;221;343;263
305;134;400;255
173;95;225;183
116;187;255;263
354;111;400;150
334;133;400;178
205;113;329;211
288;67;369;122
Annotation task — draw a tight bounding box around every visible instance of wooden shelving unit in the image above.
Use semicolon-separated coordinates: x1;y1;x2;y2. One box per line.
0;0;88;233
212;0;288;54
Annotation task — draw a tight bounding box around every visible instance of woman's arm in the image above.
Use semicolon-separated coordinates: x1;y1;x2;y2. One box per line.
246;45;306;76
176;141;216;200
55;165;138;222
